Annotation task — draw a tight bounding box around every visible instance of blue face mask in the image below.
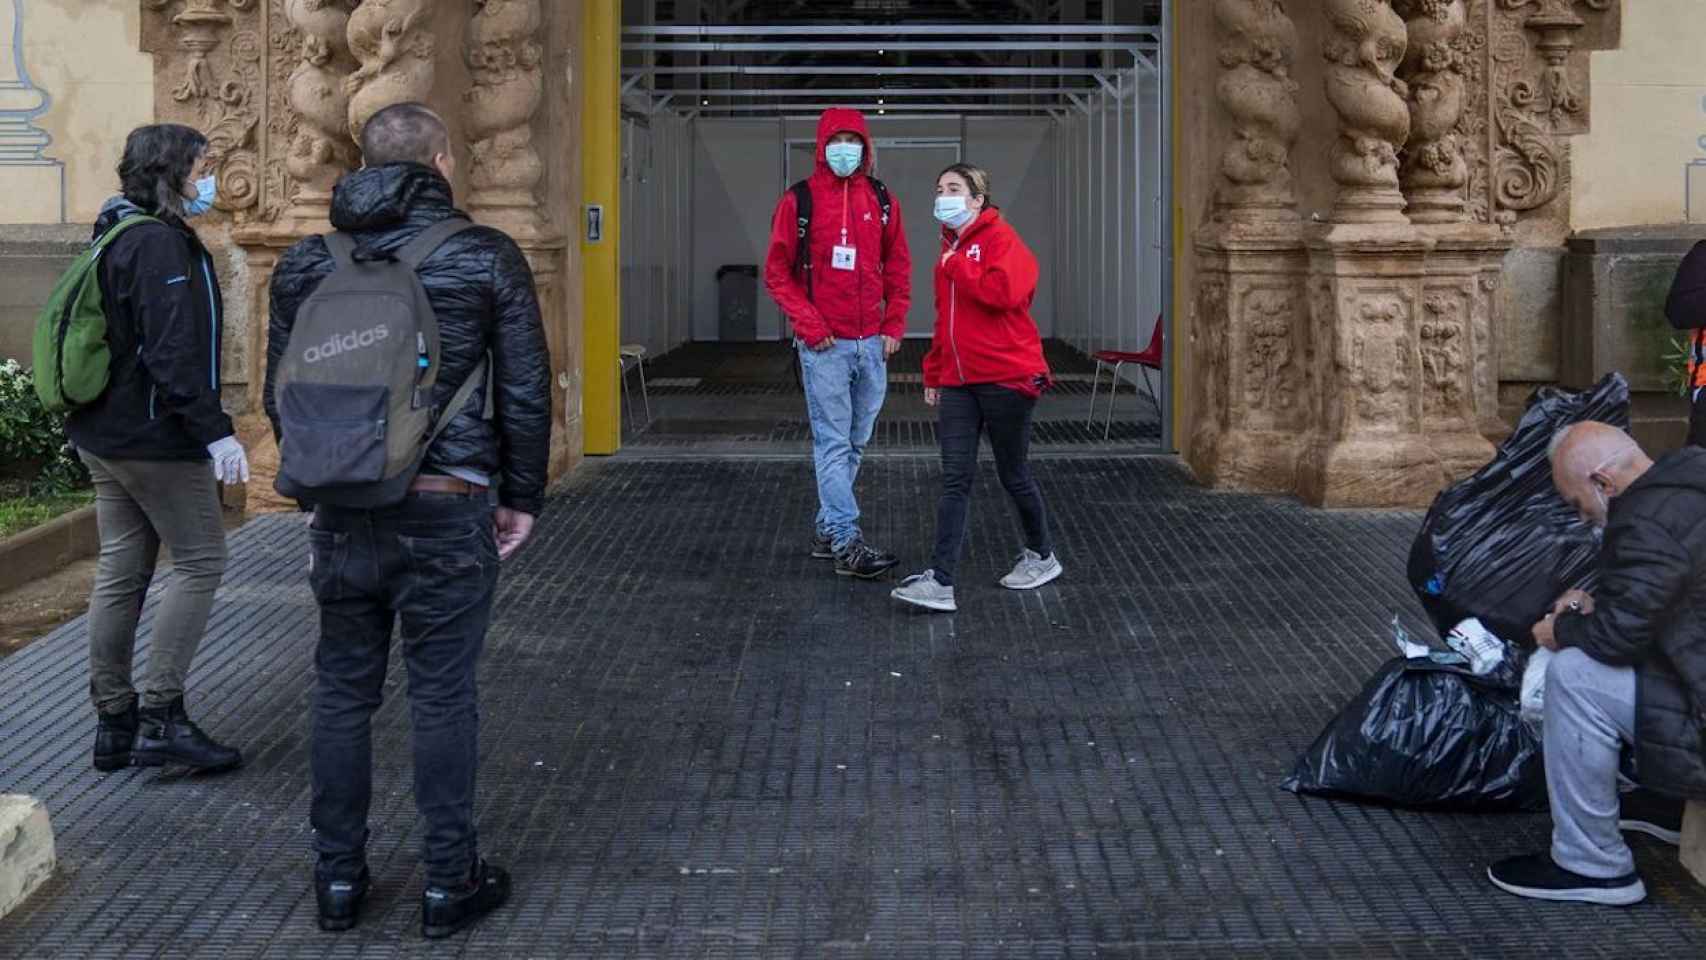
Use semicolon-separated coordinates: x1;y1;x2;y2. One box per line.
184;175;217;217
824;142;862;178
934;195;975;229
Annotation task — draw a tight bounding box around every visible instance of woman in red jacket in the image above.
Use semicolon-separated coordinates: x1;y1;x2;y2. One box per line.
892;163;1061;613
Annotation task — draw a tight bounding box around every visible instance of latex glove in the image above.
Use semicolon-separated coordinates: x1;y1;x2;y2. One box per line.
206;435;250;484
494;507;535;561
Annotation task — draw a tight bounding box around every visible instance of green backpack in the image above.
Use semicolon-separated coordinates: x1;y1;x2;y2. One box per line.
32;215;160;414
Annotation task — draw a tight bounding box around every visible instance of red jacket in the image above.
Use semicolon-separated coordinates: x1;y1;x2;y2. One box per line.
763;108;911;344
923;208;1049;390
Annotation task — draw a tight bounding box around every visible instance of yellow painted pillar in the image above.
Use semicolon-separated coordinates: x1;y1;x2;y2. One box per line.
581;0;622;454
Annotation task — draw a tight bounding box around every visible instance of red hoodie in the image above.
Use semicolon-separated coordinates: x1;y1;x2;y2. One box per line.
763;108;912;344
923;207;1050;393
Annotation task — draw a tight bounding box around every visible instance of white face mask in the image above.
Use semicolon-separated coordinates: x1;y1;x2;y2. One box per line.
934;195;974;228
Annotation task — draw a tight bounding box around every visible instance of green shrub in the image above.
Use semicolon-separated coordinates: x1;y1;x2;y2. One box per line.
0;358;89;495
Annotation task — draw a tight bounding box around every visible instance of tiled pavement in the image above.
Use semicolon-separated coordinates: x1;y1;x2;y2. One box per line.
3;456;1705;959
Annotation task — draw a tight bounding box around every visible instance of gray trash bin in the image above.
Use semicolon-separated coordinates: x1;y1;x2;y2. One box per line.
717;264;758;342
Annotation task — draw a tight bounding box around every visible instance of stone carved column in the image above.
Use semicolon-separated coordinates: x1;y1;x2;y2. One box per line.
344;0;435;143
277;0;358;235
1191;1;1312;495
465;0;547;239
1211;0;1302;223
1321;0;1411;224
1298;2;1496;506
1397;0;1469;223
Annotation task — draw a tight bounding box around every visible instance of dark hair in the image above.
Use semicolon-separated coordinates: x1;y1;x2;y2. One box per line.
117;123;207;219
360;102;450;168
938;163;993;207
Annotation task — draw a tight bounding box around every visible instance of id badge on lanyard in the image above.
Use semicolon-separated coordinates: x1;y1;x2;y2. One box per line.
831;184;857;271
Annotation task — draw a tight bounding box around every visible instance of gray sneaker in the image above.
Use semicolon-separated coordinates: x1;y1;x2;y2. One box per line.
1000;549;1062;590
892;571;957;612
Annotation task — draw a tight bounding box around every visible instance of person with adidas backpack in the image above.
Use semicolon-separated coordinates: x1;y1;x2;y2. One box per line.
762;107;912;580
48;124;247;778
264;103;551;939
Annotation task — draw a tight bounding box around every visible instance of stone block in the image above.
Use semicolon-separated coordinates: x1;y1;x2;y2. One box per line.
1500;247;1564;383
1563;225;1706;393
0;223;88;365
0;795;55;920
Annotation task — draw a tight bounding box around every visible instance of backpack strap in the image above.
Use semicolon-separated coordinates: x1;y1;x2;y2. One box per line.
424;354;490;452
397;217;477;269
323;232;358;269
789;180;813;299
869;177;892;228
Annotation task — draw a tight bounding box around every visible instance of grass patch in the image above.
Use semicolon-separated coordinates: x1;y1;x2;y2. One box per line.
0;491;94;540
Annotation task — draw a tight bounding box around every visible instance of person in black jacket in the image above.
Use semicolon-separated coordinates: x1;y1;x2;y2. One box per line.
264;103;551;938
1665;241;1706;445
71;123;246;777
1488;422;1706;906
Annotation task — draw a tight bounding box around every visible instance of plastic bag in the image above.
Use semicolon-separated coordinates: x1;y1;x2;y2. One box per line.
1281;647;1546;812
1521;647;1555;730
1445;618;1506;676
1407;374;1629;644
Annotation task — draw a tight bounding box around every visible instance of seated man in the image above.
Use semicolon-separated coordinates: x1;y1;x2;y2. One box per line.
1488;422;1706;906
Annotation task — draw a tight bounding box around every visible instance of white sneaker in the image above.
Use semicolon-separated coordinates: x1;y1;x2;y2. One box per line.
892;571;957;612
1000;549;1062;590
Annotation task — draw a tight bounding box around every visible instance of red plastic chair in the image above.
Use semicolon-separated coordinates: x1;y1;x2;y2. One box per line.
1086;315;1163;440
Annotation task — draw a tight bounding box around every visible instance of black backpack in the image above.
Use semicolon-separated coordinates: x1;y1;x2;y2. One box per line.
787;176;893;300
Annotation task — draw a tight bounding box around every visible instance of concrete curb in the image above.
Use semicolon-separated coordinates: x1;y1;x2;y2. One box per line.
0;795;55;920
0;504;98;596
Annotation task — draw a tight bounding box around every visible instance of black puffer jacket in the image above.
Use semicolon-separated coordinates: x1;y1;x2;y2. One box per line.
264;163;551;515
65;197;233;460
1556;446;1706;798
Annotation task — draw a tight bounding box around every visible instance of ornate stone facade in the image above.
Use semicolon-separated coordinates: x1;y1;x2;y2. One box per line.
140;0;576;492
1191;0;1614;506
465;0;547;238
1211;0;1302;222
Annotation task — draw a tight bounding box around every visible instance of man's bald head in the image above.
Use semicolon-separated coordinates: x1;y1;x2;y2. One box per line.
1548;421;1653;528
360;102;452;176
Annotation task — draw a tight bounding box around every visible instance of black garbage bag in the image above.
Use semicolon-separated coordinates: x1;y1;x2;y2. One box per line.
1407;373;1630;643
1281;649;1546;812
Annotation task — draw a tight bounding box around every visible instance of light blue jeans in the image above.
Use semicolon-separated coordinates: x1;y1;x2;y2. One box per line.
799;337;888;550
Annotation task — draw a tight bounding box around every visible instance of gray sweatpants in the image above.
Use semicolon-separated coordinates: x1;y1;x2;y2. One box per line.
1544;647;1638;878
81;451;228;714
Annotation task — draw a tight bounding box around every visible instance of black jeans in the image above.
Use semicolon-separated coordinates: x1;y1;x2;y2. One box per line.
931;385;1053;585
306;492;499;887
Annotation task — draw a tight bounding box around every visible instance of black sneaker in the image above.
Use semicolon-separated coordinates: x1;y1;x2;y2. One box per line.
1487;853;1646;906
316;868;371;932
834;539;898;579
132;697;243;773
421;859;511;940
810;532;836;560
93;702;138;772
1620;788;1685;845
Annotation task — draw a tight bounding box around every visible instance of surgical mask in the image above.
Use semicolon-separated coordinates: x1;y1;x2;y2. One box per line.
825;142;862;178
184;175;217;217
934;195;975;229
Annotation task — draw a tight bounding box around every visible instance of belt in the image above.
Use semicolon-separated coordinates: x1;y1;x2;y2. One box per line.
409;474;489;496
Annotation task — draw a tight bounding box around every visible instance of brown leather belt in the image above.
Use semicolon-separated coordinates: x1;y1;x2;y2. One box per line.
409;474;489;496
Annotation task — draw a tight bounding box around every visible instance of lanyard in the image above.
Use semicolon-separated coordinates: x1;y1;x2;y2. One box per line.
840;180;850;246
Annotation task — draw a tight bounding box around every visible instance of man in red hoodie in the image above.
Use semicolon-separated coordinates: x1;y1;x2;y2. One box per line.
764;108;911;579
